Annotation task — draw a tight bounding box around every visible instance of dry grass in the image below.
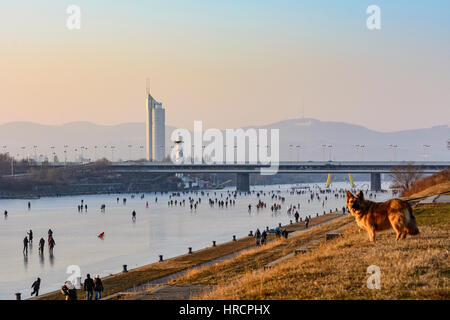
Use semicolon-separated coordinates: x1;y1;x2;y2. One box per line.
197;204;450;300
403;170;450;198
35;213;341;300
406;181;450;199
171;216;351;287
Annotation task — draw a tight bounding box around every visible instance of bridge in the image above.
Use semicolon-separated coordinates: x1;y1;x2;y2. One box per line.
104;161;449;192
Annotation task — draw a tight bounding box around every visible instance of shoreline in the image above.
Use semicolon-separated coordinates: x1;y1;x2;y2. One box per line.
32;212;345;300
0;180;386;201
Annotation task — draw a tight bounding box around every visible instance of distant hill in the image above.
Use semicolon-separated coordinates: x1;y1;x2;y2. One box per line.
0;118;448;162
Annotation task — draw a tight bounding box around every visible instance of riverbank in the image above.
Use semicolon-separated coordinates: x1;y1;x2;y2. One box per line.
183;203;449;299
33;212;343;300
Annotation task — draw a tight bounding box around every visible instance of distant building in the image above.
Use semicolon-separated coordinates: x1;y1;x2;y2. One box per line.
146;90;165;161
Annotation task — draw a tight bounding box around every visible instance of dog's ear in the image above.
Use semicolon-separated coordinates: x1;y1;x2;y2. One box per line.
346;191;353;198
356;190;364;199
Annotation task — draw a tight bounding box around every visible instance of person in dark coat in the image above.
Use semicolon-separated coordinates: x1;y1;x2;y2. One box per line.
31;278;41;297
255;229;261;246
39;237;45;254
83;274;95;300
48;237;55;253
261;230;267;245
93;275;104;300
23;236;29;254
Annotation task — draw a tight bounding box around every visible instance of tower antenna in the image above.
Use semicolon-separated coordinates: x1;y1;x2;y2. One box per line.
146;78;150;95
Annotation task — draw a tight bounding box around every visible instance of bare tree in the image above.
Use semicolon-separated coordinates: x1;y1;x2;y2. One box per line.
390;163;423;195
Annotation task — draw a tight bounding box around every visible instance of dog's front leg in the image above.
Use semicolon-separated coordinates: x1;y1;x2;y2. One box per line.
368;228;376;242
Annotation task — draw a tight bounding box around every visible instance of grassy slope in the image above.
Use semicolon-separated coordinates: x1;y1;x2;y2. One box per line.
406;181;450;199
171;216;351;287
193;204;450;300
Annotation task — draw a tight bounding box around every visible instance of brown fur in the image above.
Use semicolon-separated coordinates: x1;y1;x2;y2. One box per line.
346;191;419;242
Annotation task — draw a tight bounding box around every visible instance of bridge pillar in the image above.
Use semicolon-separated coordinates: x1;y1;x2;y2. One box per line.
370;173;381;191
236;173;250;192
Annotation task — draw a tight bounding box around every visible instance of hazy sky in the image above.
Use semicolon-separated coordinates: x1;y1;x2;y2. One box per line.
1;0;449;131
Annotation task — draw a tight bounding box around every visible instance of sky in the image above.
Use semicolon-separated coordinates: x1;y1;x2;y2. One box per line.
0;0;449;132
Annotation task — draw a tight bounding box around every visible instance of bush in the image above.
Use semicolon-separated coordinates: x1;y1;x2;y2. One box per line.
401;169;450;197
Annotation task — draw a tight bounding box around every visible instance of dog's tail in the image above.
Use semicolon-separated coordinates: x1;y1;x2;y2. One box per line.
405;205;419;235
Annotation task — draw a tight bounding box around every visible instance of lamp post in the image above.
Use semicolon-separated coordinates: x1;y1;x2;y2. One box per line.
128;145;133;161
50;146;56;163
296;145;301;161
256;144;260;163
422;144;431;160
321;144;326;161
21;146;26;161
354;145;360;161
388;144;398;161
139;145;144;160
64;145;68;164
223;144;227;164
327;145;333;161
111;146;115;162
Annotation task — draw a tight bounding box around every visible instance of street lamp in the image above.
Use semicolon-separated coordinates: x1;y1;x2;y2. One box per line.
388;144;398;161
329;145;334;161
354;145;360;161
422;144;431;160
64;145;68;164
296;145;301;161
21;146;26;160
128;145;133;161
33;146;38;161
321;144;327;161
111;146;115;162
256;144;260;163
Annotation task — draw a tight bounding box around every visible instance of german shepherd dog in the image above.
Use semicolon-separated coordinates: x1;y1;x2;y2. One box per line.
346;191;419;242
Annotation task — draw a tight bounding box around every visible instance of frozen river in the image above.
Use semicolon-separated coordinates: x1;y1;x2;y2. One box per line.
0;181;392;299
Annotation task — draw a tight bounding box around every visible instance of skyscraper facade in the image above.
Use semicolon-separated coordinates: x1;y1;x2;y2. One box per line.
146;91;165;161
